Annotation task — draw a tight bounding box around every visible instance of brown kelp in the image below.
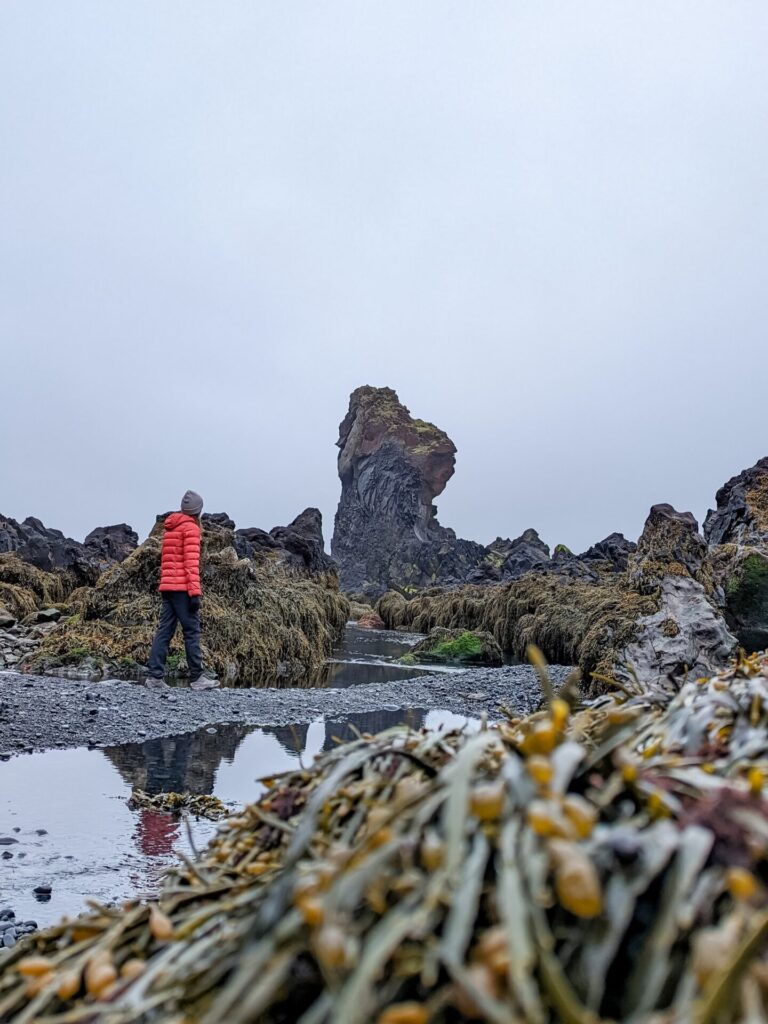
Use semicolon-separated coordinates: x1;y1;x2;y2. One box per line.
127;790;229;820
4;654;768;1021
0;554;71;620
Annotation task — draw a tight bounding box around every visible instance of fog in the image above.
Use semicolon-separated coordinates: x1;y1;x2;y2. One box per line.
2;2;766;554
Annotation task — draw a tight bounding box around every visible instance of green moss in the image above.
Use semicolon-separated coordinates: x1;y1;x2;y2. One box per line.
430;631;483;660
554;544;572;556
728;554;768;596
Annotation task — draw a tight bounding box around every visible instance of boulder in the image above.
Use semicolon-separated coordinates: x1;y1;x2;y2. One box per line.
704;457;768;546
331;387;485;597
83;524;139;567
36;608;62;624
0;605;15;628
404;627;503;666
498;529;551;579
357;612;386;629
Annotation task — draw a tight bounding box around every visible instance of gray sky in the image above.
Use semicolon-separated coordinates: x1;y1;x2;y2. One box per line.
2;2;767;555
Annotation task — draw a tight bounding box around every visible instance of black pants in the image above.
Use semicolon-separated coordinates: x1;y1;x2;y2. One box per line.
148;592;203;680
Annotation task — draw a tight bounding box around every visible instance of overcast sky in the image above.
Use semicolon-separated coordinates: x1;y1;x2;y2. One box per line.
1;3;767;555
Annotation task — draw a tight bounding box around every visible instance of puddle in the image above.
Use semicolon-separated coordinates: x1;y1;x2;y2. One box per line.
0;708;477;927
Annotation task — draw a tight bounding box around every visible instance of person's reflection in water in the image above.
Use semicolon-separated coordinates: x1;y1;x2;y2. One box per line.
135;807;179;857
102;725;254;895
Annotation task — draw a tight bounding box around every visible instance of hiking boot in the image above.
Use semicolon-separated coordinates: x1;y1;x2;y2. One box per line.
189;672;220;691
145;677;170;690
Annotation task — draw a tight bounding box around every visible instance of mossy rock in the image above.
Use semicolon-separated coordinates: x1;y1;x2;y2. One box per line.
724;551;768;652
405;627;503;666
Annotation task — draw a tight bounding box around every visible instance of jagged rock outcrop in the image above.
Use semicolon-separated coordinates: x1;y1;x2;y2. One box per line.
28;510;349;684
234;508;334;573
704;457;768;652
580;532;636;572
331;387;485;597
0;514;137;585
619;505;736;681
466;531;552;584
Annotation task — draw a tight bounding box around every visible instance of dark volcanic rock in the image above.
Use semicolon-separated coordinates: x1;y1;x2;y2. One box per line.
234;509;335;573
705;458;768;652
0;514;137;585
580;533;637;572
621;504;736;679
628;503;710;590
499;529;551;579
233;527;280;559
331;387;485;598
83;524;139;568
269;508;336;573
704;457;768;547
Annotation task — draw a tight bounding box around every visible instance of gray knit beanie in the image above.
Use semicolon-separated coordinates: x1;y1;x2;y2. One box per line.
181;490;204;517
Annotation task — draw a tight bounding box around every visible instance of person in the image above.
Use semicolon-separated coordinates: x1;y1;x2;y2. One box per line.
146;490;219;691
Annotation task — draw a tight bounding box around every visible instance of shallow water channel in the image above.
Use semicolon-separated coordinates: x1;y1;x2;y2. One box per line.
0;625;477;928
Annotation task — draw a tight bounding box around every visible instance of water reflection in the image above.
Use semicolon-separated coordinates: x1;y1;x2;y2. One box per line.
0;708;477;926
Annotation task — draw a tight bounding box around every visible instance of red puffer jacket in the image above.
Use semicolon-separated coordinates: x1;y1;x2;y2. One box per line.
158;513;202;596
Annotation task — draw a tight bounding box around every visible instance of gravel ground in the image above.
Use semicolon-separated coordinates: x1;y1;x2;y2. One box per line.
0;665;573;757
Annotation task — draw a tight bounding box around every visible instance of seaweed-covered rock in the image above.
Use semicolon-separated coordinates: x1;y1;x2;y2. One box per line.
0;555;69;620
27;513;349;684
405;626;503;666
705;458;768;652
377;502;737;691
331;386;485;598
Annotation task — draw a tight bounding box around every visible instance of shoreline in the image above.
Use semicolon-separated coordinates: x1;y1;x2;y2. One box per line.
0;664;572;758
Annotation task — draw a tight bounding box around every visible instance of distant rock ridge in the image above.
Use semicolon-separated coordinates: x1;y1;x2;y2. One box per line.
0;514;137;584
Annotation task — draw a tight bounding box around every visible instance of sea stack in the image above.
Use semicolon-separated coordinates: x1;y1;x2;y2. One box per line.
331;386;484;598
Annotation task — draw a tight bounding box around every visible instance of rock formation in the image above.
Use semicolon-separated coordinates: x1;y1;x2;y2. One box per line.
0;514;137;584
620;504;736;682
331;387;485;597
704;458;768;653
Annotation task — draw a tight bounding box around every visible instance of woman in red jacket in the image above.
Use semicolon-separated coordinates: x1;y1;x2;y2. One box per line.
147;490;218;690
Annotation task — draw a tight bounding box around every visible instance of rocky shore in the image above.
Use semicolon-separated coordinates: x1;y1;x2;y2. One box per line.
0;663;571;757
